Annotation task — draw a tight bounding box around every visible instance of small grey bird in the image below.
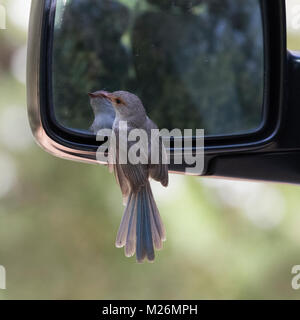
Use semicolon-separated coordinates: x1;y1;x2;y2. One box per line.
88;90;168;263
88;91;116;132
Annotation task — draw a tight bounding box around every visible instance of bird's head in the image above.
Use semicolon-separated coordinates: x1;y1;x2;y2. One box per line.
89;90;146;123
88;90;115;115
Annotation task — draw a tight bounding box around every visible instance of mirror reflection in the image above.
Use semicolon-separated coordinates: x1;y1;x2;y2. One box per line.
52;0;264;136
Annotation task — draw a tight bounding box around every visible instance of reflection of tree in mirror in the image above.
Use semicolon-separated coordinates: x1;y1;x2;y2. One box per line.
52;0;263;135
53;0;130;129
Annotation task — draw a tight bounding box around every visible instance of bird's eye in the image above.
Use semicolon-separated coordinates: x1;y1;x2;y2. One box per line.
115;98;122;105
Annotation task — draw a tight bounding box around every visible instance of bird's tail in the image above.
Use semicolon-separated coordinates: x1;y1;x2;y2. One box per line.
115;182;166;263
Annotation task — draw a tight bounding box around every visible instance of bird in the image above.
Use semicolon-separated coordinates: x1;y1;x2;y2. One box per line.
88;90;169;263
88;91;116;132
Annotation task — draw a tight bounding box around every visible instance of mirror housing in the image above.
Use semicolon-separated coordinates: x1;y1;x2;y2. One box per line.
27;0;297;183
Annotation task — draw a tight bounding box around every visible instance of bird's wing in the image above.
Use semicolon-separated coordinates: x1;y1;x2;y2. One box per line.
109;126;148;201
114;163;131;204
108;127;130;203
119;162;148;193
147;118;169;187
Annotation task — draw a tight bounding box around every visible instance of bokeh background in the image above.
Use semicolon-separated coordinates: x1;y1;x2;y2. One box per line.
52;0;264;136
0;0;300;299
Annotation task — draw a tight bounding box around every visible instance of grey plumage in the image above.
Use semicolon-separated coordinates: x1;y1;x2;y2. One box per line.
88;91;116;132
115;181;166;262
88;90;168;263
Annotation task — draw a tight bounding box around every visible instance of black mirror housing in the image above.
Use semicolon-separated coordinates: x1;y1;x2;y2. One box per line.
27;0;297;183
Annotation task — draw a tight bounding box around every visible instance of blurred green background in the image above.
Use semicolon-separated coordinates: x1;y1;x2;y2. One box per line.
0;0;300;299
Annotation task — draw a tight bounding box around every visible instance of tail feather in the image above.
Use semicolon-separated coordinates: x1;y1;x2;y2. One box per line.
115;193;134;248
147;184;166;242
125;194;137;257
146;186;164;250
136;193;146;262
115;182;165;262
141;188;155;262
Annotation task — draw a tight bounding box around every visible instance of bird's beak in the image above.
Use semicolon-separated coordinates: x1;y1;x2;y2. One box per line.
88;92;97;98
88;91;112;101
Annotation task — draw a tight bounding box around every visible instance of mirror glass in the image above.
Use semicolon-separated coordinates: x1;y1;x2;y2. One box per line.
52;0;264;136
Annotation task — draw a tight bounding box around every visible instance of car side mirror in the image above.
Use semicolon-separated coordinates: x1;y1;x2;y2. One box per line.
27;0;298;183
